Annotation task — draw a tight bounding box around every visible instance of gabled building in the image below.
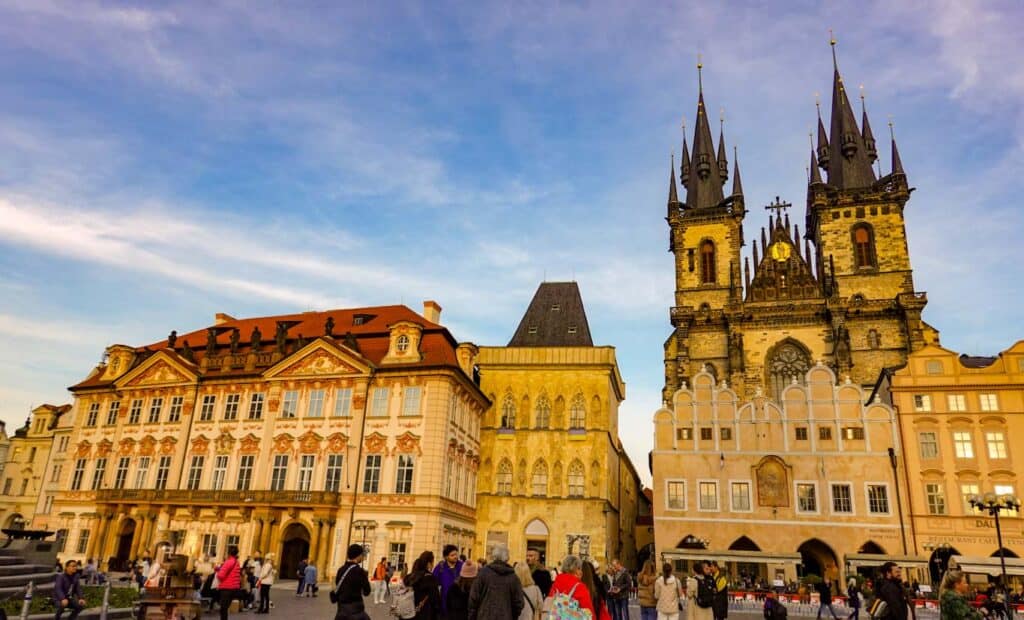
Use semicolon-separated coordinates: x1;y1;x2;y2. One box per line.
51;302;487;578
474;282;643;568
0;404;70;531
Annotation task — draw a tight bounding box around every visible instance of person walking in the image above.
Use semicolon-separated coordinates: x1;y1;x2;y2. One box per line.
372;558;389;605
296;558;308;596
333;544;372;620
514;561;542;620
466;545;524;620
846;578;861;620
405;551;442;619
54;560;87;620
582;561;612;620
82;559;97;586
215;545;243;620
609;559;632;620
433;545;463;617
303;562;318;597
251;553;263;609
876;562;912;620
256;554;275;614
939;571;982;620
654;562;683;620
446;561;478;620
550;555;597;618
816;578;840;620
638;559;658;620
526;548;552;598
710;562;729;620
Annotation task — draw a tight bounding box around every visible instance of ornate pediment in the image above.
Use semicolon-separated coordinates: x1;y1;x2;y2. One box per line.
298;431;323;454
273;433;295;454
394;432;421;455
117;352;196;388
215;432;236;454
96;439;113;457
364;432;387;454
75;441;92;458
117;438;136;456
191;435;211;454
138;436;157;456
159;436;177;455
240;434;261;454
326;433;348;453
277;349;358;377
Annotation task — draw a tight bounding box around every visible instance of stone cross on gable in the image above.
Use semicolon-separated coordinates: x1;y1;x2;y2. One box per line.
764;196;792;216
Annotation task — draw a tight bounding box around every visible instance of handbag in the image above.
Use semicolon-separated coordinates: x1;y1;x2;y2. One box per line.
329;565;358;605
868;598;888;619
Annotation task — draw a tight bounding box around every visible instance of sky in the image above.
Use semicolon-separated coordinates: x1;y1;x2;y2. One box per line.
1;1;1022;486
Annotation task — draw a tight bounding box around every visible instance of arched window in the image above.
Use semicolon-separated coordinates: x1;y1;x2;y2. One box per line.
567;460;585;498
852;224;876;268
531;461;548;496
534;396;551;429
496;459;512;495
765;340;812;403
867;329;881;350
396;335;410;353
569;394;586;430
500;394;516;429
700;240;716;283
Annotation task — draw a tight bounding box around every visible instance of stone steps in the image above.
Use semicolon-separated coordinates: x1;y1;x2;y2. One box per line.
0;564;52;577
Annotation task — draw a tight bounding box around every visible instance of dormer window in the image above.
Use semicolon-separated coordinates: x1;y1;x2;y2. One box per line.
568;326;578;335
551;304;560;311
528;326;538;334
396;335;410;354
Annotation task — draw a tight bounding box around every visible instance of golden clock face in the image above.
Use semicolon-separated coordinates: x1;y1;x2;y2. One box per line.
769;241;792;262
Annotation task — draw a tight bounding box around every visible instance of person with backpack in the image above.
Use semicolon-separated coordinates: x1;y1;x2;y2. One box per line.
547;555;596;619
333;545;371;620
688;562;714;620
654;562;683;620
514;561;542;620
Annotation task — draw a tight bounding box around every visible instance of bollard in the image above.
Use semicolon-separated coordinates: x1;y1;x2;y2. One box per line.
100;580;111;620
20;581;34;620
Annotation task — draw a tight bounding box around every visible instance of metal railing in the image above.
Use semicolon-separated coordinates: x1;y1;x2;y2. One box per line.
95;489;341;505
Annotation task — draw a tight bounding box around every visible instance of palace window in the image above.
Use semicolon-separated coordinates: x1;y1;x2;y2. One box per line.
962;483;981;514
731;482;751;511
76;530;90;555
91;458;107;491
919;432;939;459
677;427;693;441
50;463;62;483
85;403;99;427
362;455;382;493
202;534;218;558
198;395;216;421
500;394;516;429
496;459;513;495
333;388;352;417
325;455;343;492
795;427;808;441
113;457;130;490
952;431;974;459
947;394;966;412
867;484;890;514
3;479;11;495
700;427;713;441
842;427;865;440
370;387;390;417
986;432;1008;459
106;401;121;426
569;394;586;430
699;481;719;511
395;455;415;494
389;543;407;573
831;484;853;514
666;480;685;509
913;394;931;412
298;455;315;492
247;392;265;419
568;460;585;498
925;360;944;375
134;457;150;489
42;495;53;514
396;334;410;353
281;391;298;418
994;485;1019;517
212;456;228;491
980;393;999;411
796;483;818;513
148;397;164;424
223;394;240;420
187;456;204;490
128;399;144;424
154;456;171;490
766;340;811;403
236;455;254;491
700;240;716;283
270;455;289;491
307;389;324;418
720;427;733;441
925;483;947;515
819;426;833;440
402;387;422;416
531;461;548;497
852;224;876;268
167;396;183;423
19;480;27;496
534;396;551;429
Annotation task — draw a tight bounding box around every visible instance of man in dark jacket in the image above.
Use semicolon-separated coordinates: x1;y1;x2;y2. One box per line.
815;578;840;620
334;545;371;620
467;545;524;620
54;560;87;620
608;559;632;620
526;548;552;597
876;562;912;620
711;561;729;620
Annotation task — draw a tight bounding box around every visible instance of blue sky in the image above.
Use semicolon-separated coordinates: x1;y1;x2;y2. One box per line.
1;1;1022;485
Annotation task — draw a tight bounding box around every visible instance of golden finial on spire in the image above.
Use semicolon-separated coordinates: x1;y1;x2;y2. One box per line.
814;92;821;115
859;84;865;101
719;107;725;127
697;52;704;93
888;115;896;140
681;115;686;136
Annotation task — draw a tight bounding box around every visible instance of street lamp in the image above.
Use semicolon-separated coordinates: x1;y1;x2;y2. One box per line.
968;493;1022;590
922;542;952;584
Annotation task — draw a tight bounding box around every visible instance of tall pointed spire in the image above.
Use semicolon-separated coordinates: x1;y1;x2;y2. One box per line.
717;111;729;184
889;119;905;177
680;117;691;189
826;34;877;189
731;146;743;197
860;87;878;162
809;134;823;185
668;152;680;205
816;96;830;172
684;56;726;210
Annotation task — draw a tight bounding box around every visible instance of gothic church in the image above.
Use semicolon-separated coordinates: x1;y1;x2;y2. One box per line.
662;46;935;404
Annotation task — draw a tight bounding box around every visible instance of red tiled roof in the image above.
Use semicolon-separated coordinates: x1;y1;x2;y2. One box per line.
71;305;461;390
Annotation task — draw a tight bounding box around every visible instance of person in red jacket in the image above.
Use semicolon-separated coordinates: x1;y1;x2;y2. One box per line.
549;555;596;618
216;545;243;620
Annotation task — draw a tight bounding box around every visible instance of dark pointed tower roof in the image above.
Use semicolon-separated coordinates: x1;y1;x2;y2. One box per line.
668;153;680;204
508;282;594;347
816;101;830;172
685;62;726;209
680;134;690;189
826;38;877;189
717;121;729;184
861;91;878;162
809;148;823;185
732;146;743;196
890;121;905;177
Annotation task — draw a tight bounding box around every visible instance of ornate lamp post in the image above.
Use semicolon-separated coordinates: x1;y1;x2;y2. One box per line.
968;493;1022;589
922;541;951;584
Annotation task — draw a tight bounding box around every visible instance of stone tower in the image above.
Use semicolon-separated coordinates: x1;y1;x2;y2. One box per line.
663;47;932;404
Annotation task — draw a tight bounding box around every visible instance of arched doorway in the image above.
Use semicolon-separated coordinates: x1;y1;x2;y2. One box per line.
927;546;960;584
798;538;839;580
114;519;137;571
992;548;1019;558
730;536;763;581
676;534;709;550
525;518;549;566
729;536;761;551
279;523;311;581
858;541;886;554
3;513;25;529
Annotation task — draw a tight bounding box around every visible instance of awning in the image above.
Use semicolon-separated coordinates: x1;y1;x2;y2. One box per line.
951;555;1024;577
845;554;929;570
661;549;802;565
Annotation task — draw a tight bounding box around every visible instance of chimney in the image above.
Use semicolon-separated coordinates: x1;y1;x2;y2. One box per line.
215;313;236;325
422;301;442;324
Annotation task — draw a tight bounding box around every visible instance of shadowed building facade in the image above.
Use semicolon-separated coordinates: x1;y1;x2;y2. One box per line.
474;282;643;568
0;404;70;533
49;303;487;577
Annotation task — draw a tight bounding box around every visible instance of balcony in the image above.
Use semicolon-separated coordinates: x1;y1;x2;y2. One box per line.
94;488;341;506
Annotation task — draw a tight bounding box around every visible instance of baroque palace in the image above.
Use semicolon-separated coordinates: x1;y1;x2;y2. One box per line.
652;44;1021;586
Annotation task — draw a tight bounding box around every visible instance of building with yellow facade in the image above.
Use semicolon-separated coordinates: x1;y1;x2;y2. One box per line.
0;404;70;531
50;302;487;578
474;282;643;568
652;365;923;583
883;341;1023;581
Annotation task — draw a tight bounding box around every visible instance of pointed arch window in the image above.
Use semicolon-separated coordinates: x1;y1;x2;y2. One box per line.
852;224;876;269
531;461;548;497
765;340;812;403
568;460;585;498
496;459;513;495
500;394;516;429
569;394;586;430
700;240;716;283
534;396;551;429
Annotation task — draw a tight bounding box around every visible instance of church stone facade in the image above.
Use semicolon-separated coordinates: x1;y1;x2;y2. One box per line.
663;51;934;405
